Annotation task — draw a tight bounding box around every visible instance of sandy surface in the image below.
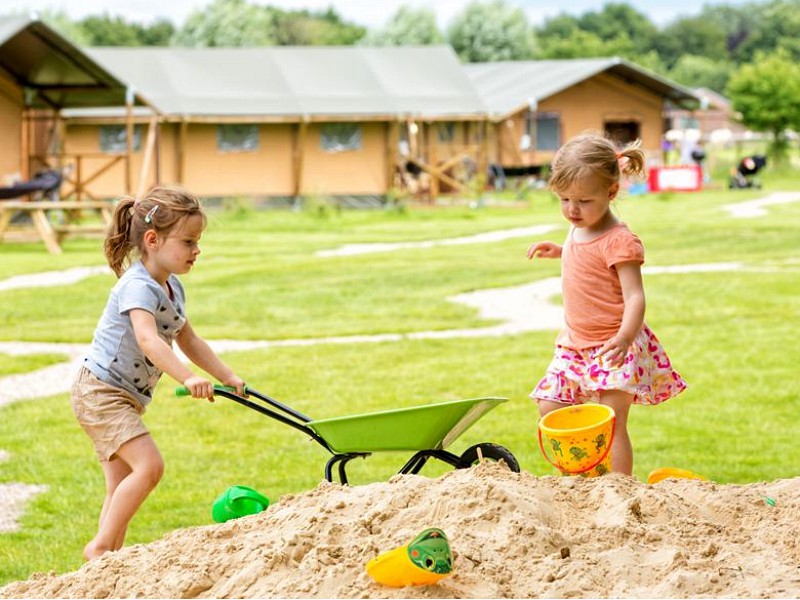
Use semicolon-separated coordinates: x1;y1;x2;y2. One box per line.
2;462;799;599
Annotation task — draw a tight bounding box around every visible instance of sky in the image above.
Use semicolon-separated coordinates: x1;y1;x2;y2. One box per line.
8;0;752;29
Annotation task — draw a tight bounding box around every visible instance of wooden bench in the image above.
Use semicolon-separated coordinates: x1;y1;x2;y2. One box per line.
0;200;115;254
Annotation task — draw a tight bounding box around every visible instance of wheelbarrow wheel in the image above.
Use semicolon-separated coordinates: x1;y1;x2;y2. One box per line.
458;443;520;472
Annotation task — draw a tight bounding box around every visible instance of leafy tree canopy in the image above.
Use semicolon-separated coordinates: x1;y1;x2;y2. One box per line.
173;0;277;47
653;16;728;68
447;0;535;62
733;0;800;62
536;30;635;60
726;49;800;152
172;0;365;47
270;7;366;45
576;3;657;52
79;14;175;46
668;54;733;93
360;5;444;46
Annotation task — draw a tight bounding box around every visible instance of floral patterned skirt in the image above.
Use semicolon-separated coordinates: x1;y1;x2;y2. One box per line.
531;325;687;406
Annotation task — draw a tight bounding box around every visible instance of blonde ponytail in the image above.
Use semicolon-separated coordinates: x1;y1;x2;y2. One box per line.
617;139;646;180
104;197;137;278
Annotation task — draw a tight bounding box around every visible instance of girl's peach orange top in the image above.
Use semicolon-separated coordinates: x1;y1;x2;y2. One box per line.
556;223;644;349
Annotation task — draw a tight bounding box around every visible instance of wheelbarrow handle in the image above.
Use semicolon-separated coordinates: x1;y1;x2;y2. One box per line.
175;384;248;396
174;384;311;424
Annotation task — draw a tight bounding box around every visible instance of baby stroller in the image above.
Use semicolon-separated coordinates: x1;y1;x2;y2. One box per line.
728;155;767;189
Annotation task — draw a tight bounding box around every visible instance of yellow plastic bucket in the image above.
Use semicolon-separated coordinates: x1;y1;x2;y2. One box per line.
537;404;615;477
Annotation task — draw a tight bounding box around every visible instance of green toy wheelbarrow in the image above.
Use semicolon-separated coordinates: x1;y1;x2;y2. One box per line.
176;385;519;483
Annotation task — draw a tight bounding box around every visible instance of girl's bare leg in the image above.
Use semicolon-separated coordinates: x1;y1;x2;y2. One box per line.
84;434;164;560
98;457;133;550
600;390;634;475
537;399;565;419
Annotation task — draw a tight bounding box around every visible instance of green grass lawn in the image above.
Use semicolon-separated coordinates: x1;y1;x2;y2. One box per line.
0;353;68;377
1;178;799;584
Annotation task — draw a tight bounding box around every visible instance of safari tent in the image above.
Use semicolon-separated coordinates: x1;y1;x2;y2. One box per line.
62;46;490;201
0;16;149;193
464;58;698;175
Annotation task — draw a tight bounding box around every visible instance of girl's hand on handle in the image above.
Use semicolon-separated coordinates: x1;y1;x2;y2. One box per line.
221;374;246;397
182;375;215;401
527;241;562;259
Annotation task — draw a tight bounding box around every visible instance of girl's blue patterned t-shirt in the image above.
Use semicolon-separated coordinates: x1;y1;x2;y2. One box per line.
84;260;186;406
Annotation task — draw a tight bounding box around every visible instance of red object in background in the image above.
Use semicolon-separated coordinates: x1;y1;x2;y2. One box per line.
648;165;702;192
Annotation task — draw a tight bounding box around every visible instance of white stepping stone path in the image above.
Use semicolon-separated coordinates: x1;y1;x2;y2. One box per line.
722;191;800;218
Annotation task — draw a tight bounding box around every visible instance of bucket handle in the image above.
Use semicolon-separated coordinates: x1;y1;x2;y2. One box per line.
228;485;270;507
537;415;616;475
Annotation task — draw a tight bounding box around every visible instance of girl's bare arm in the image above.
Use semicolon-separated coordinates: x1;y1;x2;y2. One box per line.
597;261;645;363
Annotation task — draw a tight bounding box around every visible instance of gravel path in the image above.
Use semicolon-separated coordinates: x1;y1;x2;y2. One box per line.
722;191;800;218
0;483;49;533
0;266;110;292
316;223;559;257
0;451;49;534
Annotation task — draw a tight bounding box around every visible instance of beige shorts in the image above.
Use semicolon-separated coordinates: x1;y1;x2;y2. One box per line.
71;366;149;461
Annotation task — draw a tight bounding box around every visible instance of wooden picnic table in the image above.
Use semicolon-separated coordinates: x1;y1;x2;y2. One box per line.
0;199;115;254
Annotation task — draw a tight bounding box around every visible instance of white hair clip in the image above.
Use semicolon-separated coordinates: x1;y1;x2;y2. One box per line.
144;205;159;224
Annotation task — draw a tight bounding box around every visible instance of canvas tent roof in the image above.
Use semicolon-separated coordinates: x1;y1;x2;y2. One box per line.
464;57;699;120
77;45;487;120
0;16;144;109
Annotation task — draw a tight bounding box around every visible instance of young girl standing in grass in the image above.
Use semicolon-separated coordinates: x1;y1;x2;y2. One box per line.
72;186;245;560
527;133;686;475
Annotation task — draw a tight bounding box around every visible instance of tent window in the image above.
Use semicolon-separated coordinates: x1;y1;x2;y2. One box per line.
100;125;142;153
217;125;260;152
321;124;361;152
604;121;640;147
535;113;560;151
436;122;456;143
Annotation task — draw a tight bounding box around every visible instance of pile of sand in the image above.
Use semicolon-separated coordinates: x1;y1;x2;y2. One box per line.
2;462;799;599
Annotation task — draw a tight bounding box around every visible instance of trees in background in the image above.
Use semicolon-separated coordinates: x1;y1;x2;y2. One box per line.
728;0;800;63
173;0;276;46
726;50;800;155
652;16;728;69
447;0;535;62
668;55;733;93
28;9;173;46
360;6;443;46
172;0;365;47
21;0;800;73
81;15;174;46
10;0;800;101
26;0;363;48
534;0;800;94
